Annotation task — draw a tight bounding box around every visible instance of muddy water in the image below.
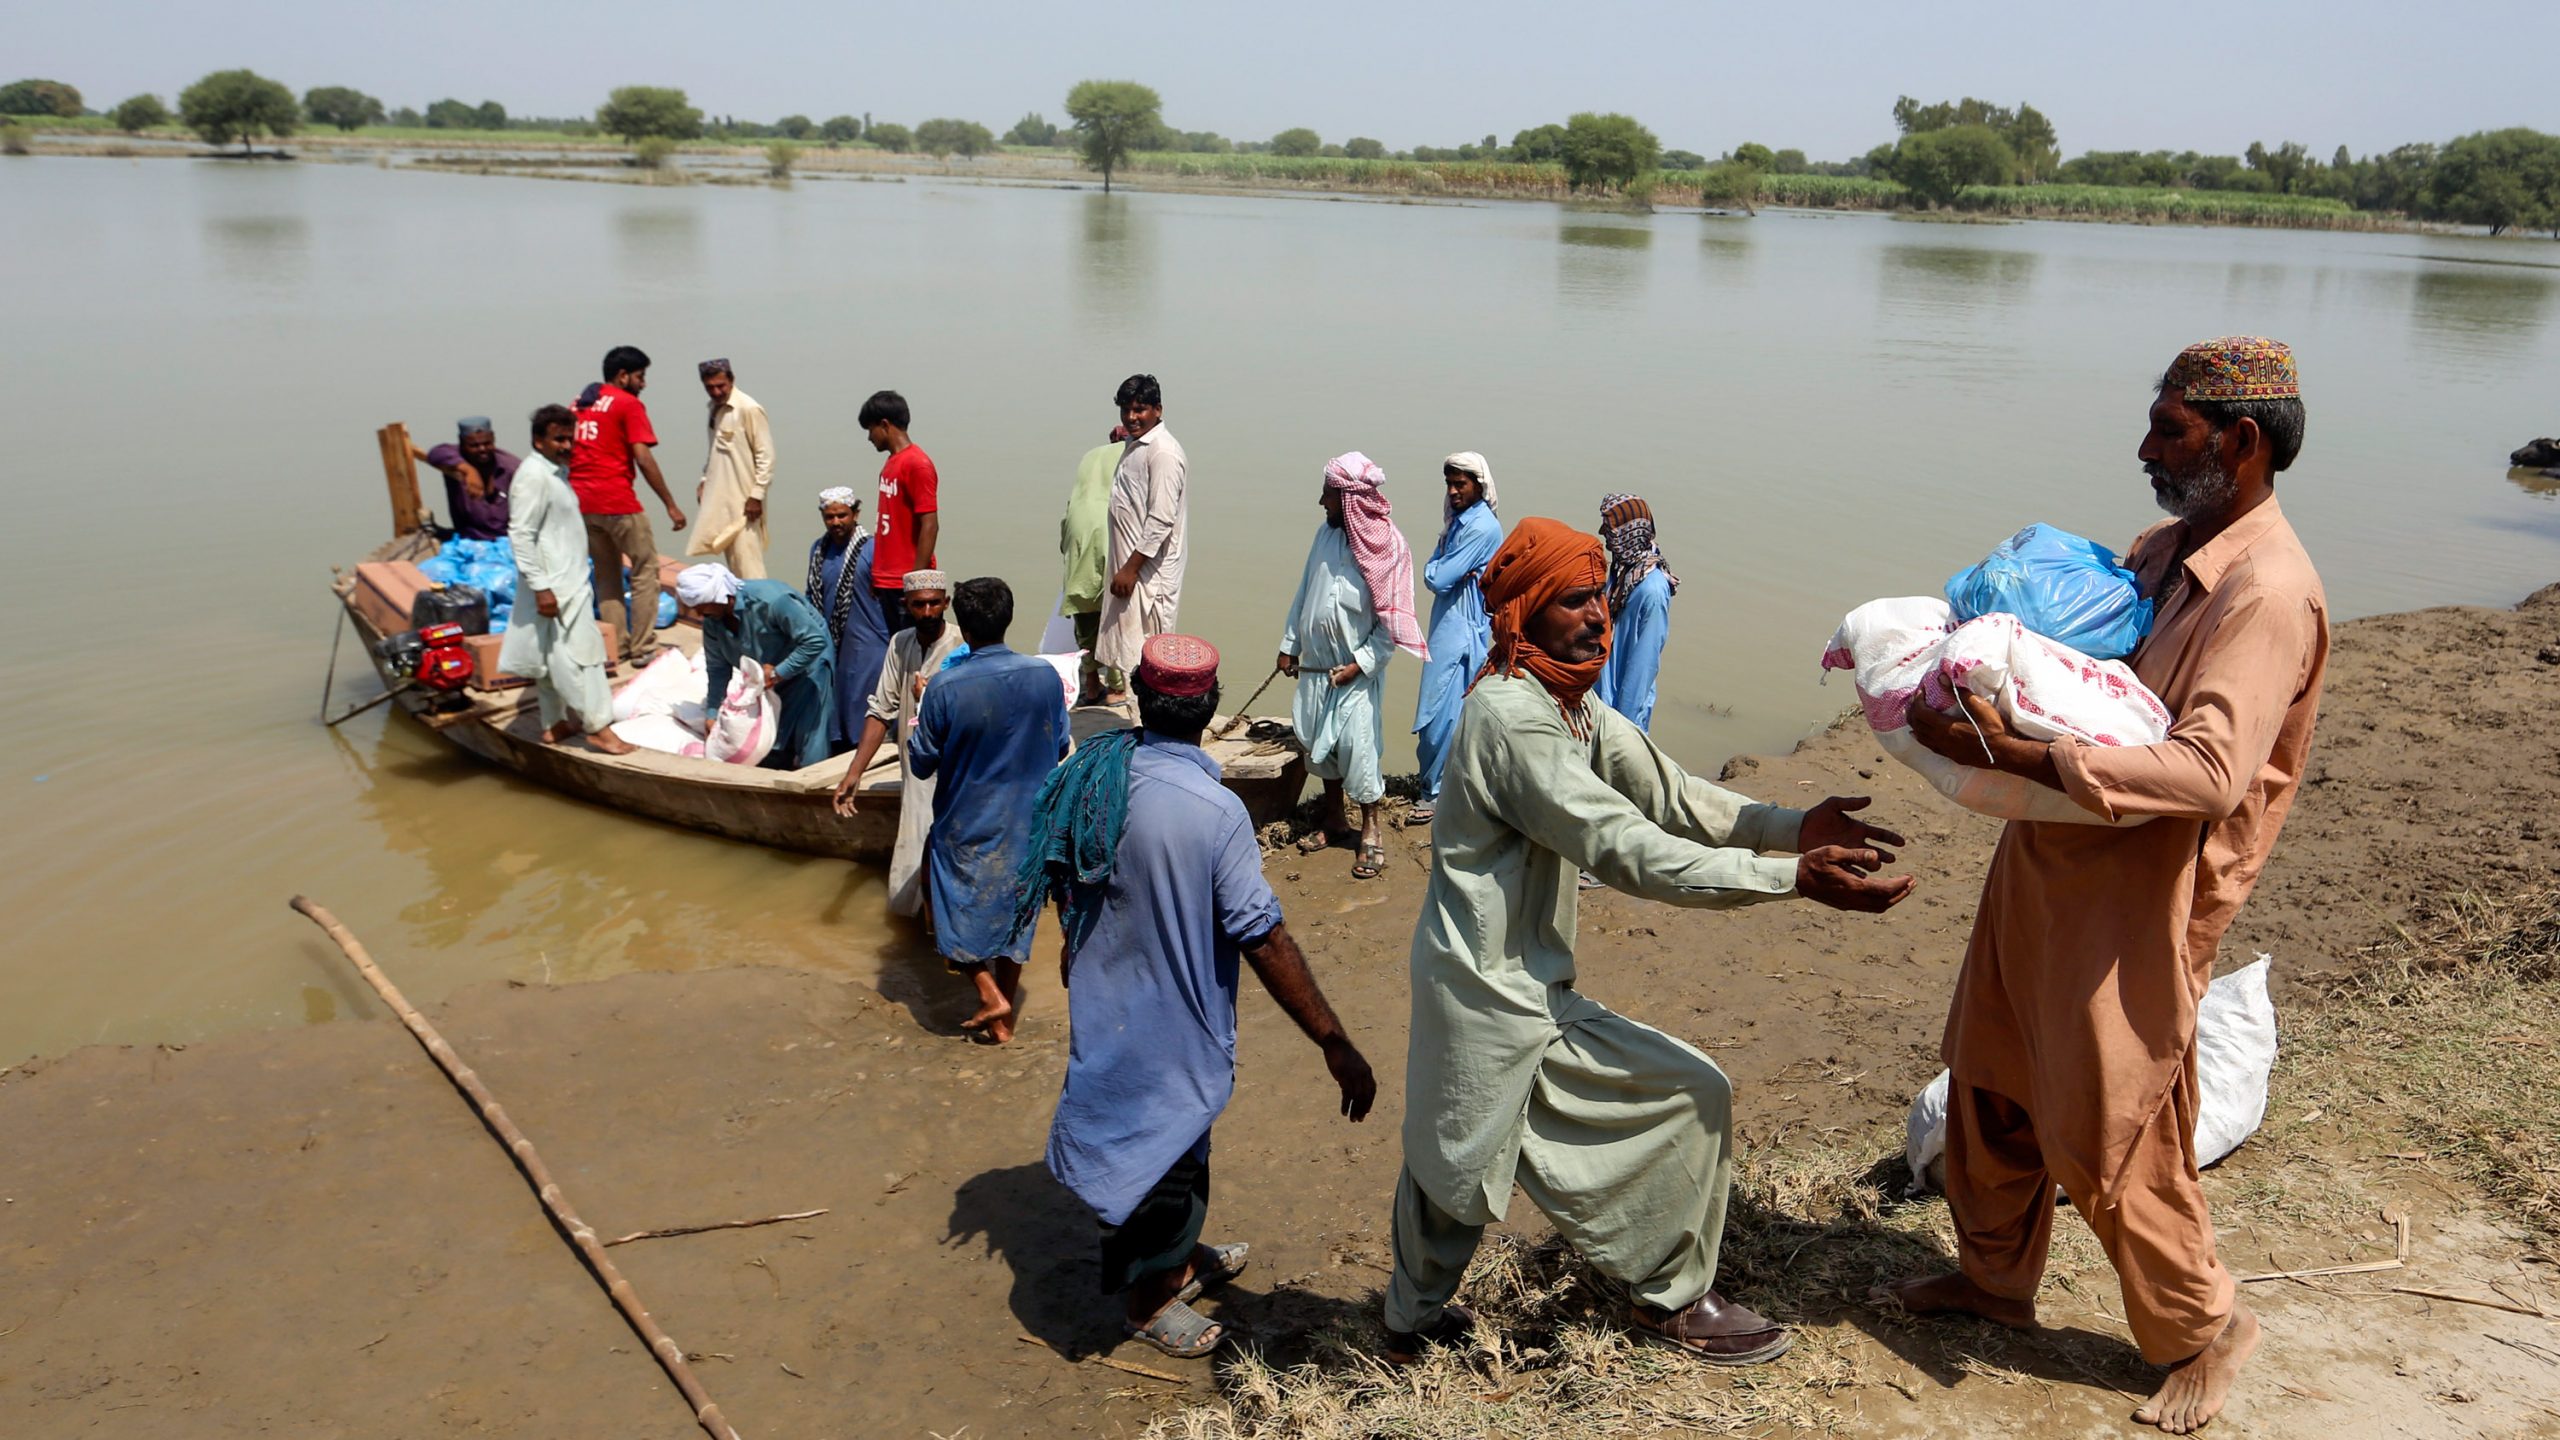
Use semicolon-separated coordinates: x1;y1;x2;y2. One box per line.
3;156;2556;1060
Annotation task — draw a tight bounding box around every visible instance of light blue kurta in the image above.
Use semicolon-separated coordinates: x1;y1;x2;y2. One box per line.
910;644;1073;964
701;580;838;770
1411;502;1503;801
1593;568;1672;733
1046;736;1283;1225
1280;526;1390;806
498;452;614;731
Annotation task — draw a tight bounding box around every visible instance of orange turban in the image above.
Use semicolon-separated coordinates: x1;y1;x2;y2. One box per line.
1477;516;1611;715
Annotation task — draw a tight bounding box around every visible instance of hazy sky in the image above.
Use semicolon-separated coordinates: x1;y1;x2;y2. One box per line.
18;0;2557;160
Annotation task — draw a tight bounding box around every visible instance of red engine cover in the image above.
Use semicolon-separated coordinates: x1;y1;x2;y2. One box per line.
416;644;476;691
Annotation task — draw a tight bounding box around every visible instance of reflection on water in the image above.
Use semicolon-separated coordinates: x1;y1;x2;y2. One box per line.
1557;217;1651;307
203;214;309;290
615;205;704;281
1873;241;2043;388
1076;192;1152;332
1879;241;2041;302
1560;221;1652;251
2411;266;2557;361
1699;221;1754;280
2510;466;2560;500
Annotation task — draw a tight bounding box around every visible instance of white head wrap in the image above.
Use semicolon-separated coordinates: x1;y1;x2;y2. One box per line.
675;563;740;608
1441;451;1497;523
816;486;860;509
902;568;950;594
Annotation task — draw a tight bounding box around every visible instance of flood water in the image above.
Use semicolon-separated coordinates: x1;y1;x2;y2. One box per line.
5;155;2557;1060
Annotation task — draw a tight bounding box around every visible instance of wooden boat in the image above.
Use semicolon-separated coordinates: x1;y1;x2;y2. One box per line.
328;426;1308;862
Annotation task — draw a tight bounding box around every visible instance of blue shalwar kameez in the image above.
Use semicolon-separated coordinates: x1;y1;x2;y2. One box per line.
1412;502;1502;803
910;644;1072;964
1593;568;1672;733
701;579;839;770
809;534;891;751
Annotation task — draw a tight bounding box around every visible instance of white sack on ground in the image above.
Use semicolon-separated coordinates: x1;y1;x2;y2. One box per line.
1903;956;2278;1194
1820;596;2171;826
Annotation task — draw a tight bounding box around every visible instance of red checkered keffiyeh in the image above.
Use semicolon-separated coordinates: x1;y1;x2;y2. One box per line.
1322;452;1428;661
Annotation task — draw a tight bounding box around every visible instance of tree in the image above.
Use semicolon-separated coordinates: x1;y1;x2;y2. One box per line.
111;93;169;132
1731;141;1775;170
2424;128;2560;236
303;86;385;132
1892;95;2056;181
1063;79;1161;193
596;86;704;143
1696;161;1763;212
0;79;82;117
915;117;994;159
1344;136;1385;160
1772;147;1808;173
1558;112;1659;191
1659;149;1707;172
178;69;300;154
766;139;799;179
2244;139;2311;194
1889;124;2015;207
476;100;507;130
1509;123;1568;164
389;105;422;127
866;121;911;152
1270;127;1321;157
773;114;814;140
820;114;860;143
1005;111;1059;146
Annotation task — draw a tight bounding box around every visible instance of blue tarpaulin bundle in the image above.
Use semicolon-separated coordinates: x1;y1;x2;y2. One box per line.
1944;524;2154;661
420;537;516;631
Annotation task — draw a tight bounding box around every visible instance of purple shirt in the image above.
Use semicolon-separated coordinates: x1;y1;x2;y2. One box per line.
425;443;520;541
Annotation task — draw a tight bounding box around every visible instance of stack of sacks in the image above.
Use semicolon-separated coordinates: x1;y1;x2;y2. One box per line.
1820;595;2170;825
609;648;710;755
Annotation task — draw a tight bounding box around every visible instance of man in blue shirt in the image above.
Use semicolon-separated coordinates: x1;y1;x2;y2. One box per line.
1017;634;1376;1359
1592;492;1679;733
911;577;1073;1044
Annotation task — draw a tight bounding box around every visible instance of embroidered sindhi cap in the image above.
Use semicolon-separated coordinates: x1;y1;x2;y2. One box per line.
2164;335;2299;402
1135;633;1220;697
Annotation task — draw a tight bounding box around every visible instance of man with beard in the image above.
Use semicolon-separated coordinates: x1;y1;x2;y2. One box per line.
832;569;962;917
1384;517;1913;1370
1895;337;2327;1435
415;417;518;542
807;487;892;751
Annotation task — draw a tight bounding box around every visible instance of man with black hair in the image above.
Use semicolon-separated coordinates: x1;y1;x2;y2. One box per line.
690;358;776;579
910;577;1071;1044
1095;374;1188;686
862;389;940;639
1017;634;1376;1359
503;405;632;755
573;345;687;663
1897;337;2328;1435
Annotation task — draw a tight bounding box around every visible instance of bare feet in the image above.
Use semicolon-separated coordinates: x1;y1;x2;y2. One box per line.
2133;1304;2258;1434
960;967;1016;1044
539;718;585;744
585;727;636;756
1881;1272;2037;1330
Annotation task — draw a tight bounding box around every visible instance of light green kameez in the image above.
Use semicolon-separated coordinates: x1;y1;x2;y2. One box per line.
498;452;614;733
1389;673;1807;1331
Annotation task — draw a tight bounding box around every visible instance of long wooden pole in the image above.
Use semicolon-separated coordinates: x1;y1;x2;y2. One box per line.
288;897;743;1440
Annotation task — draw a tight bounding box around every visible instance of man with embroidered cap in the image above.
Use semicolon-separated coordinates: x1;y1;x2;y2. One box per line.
678;561;838;770
1895;336;2326;1435
1383;517;1913;1370
413;417;519;542
807;486;890;752
1011;633;1376;1359
909;577;1073;1043
690;358;777;579
832;567;962;916
1278;452;1426;881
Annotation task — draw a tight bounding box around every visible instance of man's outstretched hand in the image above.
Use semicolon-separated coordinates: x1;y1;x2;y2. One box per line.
1800;794;1906;856
1797;845;1916;913
1323;1036;1377;1122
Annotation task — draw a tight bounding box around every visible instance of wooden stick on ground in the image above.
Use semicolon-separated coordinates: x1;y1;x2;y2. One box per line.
2237;1208;2410;1284
2389;1286;2554;1319
1014;1332;1186;1384
604;1210;829;1247
289;897;743;1440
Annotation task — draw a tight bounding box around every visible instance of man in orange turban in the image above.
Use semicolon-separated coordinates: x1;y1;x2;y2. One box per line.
1896;337;2326;1434
1384;516;1916;1368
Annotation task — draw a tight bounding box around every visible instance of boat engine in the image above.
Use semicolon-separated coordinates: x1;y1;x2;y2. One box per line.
414;622;478;693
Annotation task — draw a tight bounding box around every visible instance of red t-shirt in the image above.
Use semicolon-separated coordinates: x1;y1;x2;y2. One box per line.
569;383;659;515
872;445;939;587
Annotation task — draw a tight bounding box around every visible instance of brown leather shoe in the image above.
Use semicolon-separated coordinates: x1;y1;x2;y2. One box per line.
1631;1291;1793;1366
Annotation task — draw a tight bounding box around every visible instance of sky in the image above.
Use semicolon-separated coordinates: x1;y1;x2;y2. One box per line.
16;0;2557;160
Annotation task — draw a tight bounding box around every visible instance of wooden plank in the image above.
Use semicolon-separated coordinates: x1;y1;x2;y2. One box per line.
375;422;424;538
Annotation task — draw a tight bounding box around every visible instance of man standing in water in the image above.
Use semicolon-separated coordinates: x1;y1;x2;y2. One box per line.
1896;337;2326;1435
1279;453;1424;882
1385;517;1911;1369
910;578;1072;1043
1409;452;1502;827
833;570;963;918
573;345;687;663
1016;634;1376;1359
690;358;776;579
501;405;633;755
863;390;939;641
1095;375;1188;695
1061;424;1129;704
807;488;891;753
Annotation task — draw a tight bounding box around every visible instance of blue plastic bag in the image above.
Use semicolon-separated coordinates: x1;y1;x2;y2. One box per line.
1944;524;2154;660
657;591;678;628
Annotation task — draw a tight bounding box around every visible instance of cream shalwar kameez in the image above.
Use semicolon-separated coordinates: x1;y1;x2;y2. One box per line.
499;452;615;733
1940;497;2326;1364
866;623;964;916
689;388;776;579
1094;425;1188;677
1387;673;1809;1333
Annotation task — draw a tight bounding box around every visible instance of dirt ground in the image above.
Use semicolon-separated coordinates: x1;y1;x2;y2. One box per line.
6;590;2559;1438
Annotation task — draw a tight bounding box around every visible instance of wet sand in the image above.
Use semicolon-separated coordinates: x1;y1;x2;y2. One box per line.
5;587;2558;1437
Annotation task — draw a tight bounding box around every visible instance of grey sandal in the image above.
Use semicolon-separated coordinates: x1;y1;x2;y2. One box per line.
1126;1299;1224;1359
1176;1242;1250;1304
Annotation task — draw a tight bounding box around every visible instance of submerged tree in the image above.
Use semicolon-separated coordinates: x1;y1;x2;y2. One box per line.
178;69;300;154
596;85;704;143
1889;124;2016;207
111;93;170;132
1063;79;1161;193
1559;112;1659;191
